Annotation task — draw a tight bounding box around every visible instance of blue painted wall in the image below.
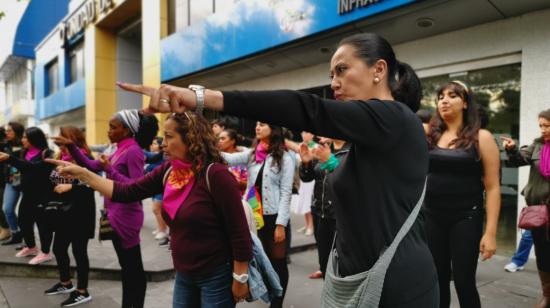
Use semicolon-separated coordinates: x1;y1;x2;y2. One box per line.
13;0;69;59
161;0;415;82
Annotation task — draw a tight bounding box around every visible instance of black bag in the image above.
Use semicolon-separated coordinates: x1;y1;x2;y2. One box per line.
98;209;115;241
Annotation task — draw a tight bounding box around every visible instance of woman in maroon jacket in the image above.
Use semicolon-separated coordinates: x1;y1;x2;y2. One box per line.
48;112;252;308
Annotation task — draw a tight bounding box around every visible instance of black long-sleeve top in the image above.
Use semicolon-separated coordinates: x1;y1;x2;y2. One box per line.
299;143;351;219
7;150;54;206
222;90;437;303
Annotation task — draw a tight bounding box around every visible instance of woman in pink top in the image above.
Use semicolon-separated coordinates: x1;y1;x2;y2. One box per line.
52;109;158;308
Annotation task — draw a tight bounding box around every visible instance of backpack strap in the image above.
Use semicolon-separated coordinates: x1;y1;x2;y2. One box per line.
162;166;173;186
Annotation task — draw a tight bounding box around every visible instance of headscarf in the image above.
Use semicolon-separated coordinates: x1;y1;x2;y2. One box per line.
115;109;140;135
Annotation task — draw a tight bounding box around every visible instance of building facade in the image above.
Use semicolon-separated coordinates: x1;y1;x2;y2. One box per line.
33;0;167;144
0;0;68;128
161;0;550;254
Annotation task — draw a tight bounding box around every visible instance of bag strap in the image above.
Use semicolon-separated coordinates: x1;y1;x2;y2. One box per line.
205;163;215;192
162;166;173;186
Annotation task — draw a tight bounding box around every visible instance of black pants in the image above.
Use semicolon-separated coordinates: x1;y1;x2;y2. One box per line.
53;231;90;290
112;235;147;308
258;214;290;308
423;206;483;308
18;202;53;253
532;227;550;272
312;213;336;276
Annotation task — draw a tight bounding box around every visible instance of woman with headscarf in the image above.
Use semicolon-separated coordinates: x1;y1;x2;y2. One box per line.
52;109;158;308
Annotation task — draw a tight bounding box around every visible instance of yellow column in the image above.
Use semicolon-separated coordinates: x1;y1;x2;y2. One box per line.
142;0;168;126
85;25;117;145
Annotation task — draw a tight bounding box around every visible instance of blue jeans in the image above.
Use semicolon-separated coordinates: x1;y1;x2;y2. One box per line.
2;183;20;232
511;229;533;267
173;263;235;308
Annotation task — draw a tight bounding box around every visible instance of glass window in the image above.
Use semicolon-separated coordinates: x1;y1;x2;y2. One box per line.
420;63;521;255
46;59;59;96
69;41;85;84
189;0;213;25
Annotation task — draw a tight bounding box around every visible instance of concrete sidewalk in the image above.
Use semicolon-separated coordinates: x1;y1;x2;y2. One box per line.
0;194;316;282
0;248;543;308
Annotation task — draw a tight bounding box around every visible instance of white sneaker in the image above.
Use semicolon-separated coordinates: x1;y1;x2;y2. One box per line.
296;226;306;233
504;262;524;273
152;229;159;235
155;231;168;240
305;228;314;236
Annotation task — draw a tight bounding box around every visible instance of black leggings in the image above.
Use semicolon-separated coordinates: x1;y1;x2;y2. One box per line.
53;231;90;290
18;202;53;253
312;214;336;276
112;235;147;308
532;227;550;272
258;214;290;308
423;206;483;308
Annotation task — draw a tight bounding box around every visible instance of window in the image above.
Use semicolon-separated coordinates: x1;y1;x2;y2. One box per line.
46;59;59;96
68;41;85;84
189;0;213;26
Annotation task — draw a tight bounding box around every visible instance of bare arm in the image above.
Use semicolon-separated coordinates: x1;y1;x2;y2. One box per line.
478;129;501;261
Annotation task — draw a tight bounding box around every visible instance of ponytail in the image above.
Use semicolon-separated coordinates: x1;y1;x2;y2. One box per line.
392;61;422;112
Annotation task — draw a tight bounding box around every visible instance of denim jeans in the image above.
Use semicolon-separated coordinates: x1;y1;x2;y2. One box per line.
2;183;20;232
511;230;533;267
173;263;235;308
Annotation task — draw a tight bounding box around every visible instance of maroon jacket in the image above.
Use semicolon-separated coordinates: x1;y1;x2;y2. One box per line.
112;162;253;276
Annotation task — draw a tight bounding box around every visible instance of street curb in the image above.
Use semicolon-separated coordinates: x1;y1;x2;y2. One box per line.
0;243;318;282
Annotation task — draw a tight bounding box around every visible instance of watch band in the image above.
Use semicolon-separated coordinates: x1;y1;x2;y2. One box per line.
232;272;249;283
188;84;205;116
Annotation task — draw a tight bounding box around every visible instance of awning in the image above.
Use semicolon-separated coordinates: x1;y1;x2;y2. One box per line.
12;0;68;59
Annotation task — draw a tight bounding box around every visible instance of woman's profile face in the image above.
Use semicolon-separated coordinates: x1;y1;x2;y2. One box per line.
6;126;15;141
162;118;188;161
108;118;130;143
255;122;272;142
330;44;376;101
539;117;550;142
218;131;235;152
21;133;29;149
437;89;467;121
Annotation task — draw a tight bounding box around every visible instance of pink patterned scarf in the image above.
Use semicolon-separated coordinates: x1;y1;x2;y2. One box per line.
162;159;196;220
255;142;269;163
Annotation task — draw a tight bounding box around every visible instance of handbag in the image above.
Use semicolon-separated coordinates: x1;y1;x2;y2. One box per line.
518;182;550;230
98;209;115;241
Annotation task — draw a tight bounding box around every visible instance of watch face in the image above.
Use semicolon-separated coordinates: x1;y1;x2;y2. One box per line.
189;84;205;91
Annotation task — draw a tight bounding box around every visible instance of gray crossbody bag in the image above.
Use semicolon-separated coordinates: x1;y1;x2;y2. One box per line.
321;180;427;308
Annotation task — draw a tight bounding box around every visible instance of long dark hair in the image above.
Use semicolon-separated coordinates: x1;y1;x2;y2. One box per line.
338;33;422;111
8;122;24;146
251;123;285;170
25;127;49;150
427;81;480;150
135;113;159;150
167;113;224;175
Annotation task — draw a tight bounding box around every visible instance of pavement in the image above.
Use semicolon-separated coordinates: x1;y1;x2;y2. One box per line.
0;194;544;307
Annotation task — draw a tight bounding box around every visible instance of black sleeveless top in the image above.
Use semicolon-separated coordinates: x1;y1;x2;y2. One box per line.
425;146;484;210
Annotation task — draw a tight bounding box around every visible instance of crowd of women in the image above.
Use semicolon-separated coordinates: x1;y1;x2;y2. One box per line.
0;31;547;308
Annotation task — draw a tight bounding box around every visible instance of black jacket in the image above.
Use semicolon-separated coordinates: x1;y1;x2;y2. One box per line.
299;143;350;219
7;149;54;206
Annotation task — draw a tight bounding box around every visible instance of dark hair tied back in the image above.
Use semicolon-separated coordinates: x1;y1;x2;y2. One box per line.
339;33;422;112
135;113;159;150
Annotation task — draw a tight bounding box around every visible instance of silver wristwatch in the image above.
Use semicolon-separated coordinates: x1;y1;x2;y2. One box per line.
188;84;205;116
232;272;249;284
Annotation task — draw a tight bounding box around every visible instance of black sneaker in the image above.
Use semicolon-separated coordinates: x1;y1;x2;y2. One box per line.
45;282;75;295
61;290;92;307
158;238;169;246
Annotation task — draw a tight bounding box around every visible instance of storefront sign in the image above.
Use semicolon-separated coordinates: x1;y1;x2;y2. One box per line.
339;0;382;15
59;0;114;44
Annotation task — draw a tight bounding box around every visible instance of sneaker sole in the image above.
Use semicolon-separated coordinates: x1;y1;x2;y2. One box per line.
45;287;76;296
62;295;92;306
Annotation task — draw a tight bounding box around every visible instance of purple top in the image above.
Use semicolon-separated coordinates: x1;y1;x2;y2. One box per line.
68;139;145;249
